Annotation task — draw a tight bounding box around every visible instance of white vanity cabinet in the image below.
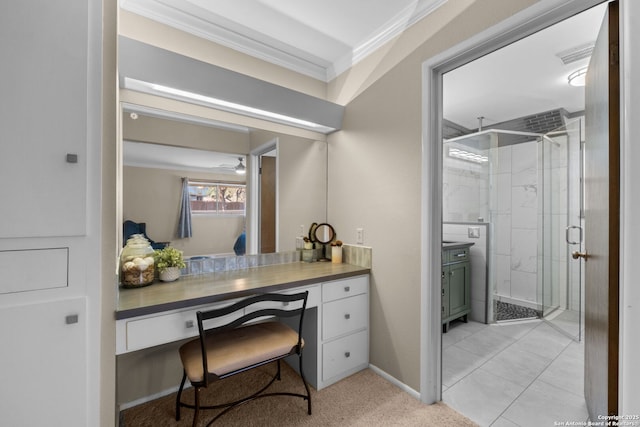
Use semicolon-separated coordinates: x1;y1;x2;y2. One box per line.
319;275;369;388
116;269;370;395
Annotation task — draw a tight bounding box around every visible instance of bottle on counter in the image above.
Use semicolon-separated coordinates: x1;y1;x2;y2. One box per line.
120;234;155;287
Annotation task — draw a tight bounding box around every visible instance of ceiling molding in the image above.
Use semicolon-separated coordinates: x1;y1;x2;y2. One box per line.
120;0;448;82
120;0;331;81
330;0;448;80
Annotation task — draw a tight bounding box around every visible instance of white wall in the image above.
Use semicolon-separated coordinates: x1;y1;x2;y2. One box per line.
619;0;640;416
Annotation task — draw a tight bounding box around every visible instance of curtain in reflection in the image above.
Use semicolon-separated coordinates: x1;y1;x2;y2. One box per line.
177;177;192;238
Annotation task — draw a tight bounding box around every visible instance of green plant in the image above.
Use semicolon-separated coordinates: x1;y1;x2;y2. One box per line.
153;246;186;272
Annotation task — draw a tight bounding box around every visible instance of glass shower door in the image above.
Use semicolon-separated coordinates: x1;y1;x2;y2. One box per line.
540;118;584;341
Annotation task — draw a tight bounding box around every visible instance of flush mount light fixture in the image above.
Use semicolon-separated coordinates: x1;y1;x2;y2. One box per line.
235;157;246;175
568;67;587;87
123;78;336;134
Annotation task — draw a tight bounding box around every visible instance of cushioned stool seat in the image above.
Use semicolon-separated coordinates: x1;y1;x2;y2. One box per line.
179;321;303;381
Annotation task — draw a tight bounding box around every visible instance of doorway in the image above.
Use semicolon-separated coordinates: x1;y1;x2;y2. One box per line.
419;0;608;410
259;149;277;253
248;140;278;254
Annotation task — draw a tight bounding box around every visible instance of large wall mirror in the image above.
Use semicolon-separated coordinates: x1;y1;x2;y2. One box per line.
120;104;328;257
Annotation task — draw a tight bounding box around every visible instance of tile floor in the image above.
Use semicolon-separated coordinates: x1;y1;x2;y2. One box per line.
442;318;587;427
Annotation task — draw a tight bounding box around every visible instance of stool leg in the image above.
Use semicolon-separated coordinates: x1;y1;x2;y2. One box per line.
175;371;187;421
299;353;312;415
192;386;200;427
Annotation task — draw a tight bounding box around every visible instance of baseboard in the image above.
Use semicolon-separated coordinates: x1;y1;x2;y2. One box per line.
368;364;420;400
118;384;183;411
119;365;419;411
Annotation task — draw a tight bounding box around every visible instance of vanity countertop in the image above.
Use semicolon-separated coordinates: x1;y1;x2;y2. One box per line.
116;261;370;320
442;241;475;250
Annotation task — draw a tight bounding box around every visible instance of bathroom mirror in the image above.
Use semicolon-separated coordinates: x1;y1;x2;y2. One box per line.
120;104;328;257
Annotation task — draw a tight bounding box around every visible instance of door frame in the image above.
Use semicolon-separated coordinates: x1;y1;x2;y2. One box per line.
419;0;606;404
248;139;278;254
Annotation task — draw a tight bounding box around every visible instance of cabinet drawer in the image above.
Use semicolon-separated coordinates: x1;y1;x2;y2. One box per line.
444;247;469;264
322;329;368;381
125;301;240;352
322;293;368;340
247;285;320;313
322;276;368;303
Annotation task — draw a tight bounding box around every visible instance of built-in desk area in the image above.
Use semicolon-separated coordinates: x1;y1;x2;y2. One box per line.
116;262;370;394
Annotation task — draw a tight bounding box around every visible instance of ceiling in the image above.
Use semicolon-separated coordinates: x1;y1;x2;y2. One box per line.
121;0;608;155
123;140;246;174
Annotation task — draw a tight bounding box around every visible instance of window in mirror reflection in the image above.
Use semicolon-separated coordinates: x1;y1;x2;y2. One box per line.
188;180;246;215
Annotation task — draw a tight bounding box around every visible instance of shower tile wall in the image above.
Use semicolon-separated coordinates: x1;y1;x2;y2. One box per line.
442;156;490;223
492;141;540;308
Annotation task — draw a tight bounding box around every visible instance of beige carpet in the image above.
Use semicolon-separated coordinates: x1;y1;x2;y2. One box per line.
121;364;477;426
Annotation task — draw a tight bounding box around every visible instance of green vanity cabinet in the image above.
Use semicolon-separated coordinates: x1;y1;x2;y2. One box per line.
442;242;473;333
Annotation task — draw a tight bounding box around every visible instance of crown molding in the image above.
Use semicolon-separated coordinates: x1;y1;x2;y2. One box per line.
121;0;447;83
120;0;330;80
329;0;448;80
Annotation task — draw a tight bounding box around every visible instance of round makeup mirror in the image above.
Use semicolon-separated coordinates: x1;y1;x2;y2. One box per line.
313;223;336;261
313;223;335;244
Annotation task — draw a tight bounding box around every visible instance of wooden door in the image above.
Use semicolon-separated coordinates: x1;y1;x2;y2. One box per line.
260;155;277;253
584;1;619;419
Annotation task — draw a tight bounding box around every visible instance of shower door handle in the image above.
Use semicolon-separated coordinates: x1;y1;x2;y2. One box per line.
565;225;583;245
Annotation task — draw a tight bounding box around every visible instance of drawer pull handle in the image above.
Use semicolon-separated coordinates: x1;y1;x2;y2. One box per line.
185;320;194;328
283;301;289;306
344;286;350;292
345;351;351;358
344;313;351;320
456;253;466;257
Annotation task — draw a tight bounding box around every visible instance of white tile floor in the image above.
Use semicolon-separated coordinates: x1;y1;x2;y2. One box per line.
442;318;587;427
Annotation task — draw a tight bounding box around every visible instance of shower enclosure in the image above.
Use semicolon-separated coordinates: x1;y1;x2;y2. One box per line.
442;118;584;340
540;118;584;340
